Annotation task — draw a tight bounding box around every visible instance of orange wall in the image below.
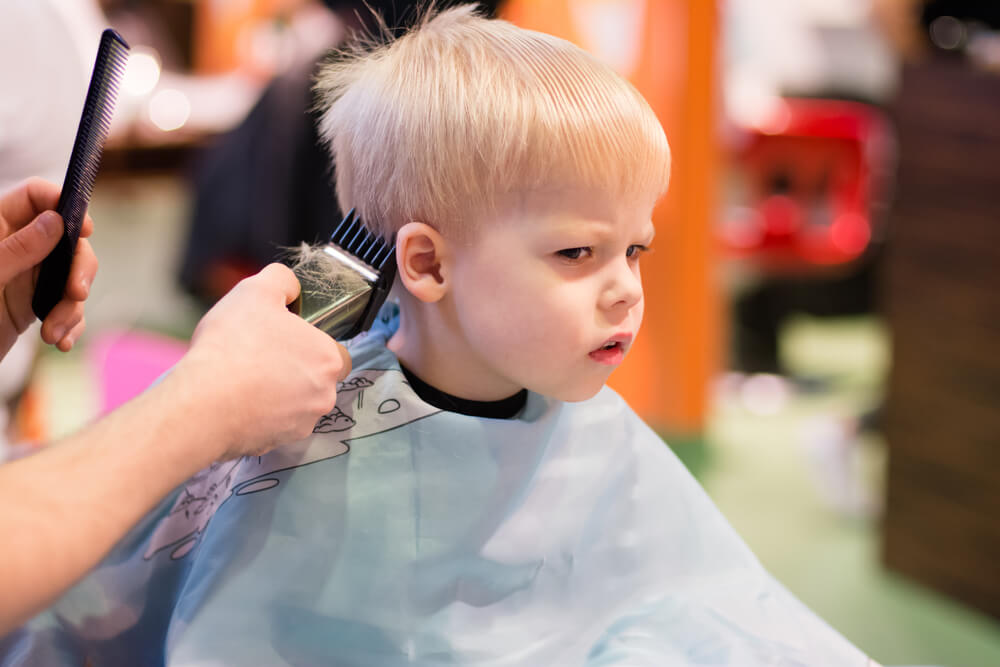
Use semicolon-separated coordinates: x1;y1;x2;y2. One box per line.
193;0;291;75
503;0;721;433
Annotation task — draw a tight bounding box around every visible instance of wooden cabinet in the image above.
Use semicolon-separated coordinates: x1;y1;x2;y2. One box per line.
882;58;1000;619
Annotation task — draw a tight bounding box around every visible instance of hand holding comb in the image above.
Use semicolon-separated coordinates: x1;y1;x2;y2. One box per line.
31;29;129;321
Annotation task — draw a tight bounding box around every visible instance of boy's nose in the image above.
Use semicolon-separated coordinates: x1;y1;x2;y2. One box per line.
600;261;643;313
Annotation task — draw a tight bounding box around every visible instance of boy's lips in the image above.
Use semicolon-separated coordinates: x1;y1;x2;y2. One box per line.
588;333;633;365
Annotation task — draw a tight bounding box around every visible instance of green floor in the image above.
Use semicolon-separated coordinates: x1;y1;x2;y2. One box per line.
692;317;1000;667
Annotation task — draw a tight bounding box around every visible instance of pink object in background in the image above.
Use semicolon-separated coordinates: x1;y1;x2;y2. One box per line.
88;330;188;416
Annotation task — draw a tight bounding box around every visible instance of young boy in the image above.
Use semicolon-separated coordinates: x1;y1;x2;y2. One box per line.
1;6;879;665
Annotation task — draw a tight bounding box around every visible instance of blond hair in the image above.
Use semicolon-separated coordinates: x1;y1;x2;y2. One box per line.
315;4;670;240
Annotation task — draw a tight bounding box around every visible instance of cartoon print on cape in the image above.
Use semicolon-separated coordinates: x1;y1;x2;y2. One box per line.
144;368;440;560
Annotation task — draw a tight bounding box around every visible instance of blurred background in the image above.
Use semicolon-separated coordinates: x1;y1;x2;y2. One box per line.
1;1;998;664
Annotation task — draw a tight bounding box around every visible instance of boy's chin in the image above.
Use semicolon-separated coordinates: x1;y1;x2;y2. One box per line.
546;380;606;403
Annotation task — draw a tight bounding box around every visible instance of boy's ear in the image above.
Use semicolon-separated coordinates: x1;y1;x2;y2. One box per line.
395;222;451;303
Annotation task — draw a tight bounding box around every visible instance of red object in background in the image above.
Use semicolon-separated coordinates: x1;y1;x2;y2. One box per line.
202;257;261;303
721;98;891;271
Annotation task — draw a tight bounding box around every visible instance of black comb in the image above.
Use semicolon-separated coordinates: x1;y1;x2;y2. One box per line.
32;29;129;321
290;209;397;340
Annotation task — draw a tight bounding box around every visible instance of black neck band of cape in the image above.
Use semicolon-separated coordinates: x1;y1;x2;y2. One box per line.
399;363;527;419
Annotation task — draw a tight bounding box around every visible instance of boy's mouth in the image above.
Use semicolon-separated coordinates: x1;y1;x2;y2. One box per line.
589;334;632;365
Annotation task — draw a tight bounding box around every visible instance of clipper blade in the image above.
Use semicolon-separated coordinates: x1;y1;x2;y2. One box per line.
290;209;397;340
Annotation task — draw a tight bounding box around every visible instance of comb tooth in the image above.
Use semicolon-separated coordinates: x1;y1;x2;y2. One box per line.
351;227;369;256
345;210;362;238
355;233;375;259
378;246;393;268
360;238;377;264
328;211;353;245
342;210;361;237
360;233;378;259
366;238;388;265
348;236;367;258
345;223;367;253
376;239;396;265
339;217;360;248
361;231;379;260
331;211;359;246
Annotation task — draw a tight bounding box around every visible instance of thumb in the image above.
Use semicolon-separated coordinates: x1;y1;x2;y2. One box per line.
0;211;62;285
256;263;302;307
335;341;353;381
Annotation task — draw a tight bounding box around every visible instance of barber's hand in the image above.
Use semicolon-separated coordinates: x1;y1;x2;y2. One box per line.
0;178;98;360
173;263;352;460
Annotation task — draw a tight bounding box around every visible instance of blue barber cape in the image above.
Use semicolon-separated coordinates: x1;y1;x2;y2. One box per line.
1;306;875;666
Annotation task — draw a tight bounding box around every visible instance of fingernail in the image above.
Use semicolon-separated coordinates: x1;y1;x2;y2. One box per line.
51;326;67;342
37;211;61;235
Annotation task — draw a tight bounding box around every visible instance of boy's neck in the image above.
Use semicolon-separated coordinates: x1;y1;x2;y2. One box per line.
387;294;525;403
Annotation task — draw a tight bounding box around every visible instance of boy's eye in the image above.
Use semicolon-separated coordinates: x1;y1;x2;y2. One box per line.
627;244;651;259
556;247;592;261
